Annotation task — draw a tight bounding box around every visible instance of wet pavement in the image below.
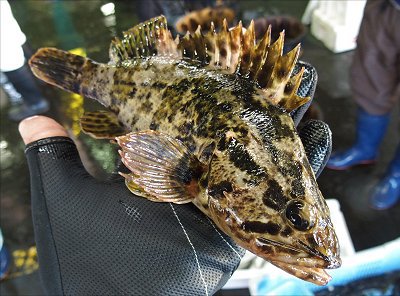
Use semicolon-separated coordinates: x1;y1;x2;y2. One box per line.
1;1;399;295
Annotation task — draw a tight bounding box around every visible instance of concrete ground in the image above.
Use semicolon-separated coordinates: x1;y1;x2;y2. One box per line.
1;1;399;295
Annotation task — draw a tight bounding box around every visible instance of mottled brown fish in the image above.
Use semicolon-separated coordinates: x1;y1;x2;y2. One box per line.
29;16;341;285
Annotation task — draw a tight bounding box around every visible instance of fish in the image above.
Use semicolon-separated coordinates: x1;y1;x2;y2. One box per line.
175;5;235;34
29;15;341;285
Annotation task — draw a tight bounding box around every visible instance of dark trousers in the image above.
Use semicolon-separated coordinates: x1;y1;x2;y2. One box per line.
351;0;400;115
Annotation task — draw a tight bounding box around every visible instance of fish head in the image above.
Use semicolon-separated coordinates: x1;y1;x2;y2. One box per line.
204;109;341;285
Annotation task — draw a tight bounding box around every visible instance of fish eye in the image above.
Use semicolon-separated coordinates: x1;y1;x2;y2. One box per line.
285;200;314;231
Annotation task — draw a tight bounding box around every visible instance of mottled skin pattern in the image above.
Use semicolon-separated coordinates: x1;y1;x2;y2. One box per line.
76;56;341;283
29;48;340;284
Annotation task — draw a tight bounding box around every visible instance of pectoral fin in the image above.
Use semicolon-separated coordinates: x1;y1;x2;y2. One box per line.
80;110;128;139
116;130;207;204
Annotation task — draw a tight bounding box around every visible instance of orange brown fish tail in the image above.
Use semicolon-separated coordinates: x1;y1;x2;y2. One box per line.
29;48;88;95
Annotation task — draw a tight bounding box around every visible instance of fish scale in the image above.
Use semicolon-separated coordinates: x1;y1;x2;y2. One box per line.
29;15;341;285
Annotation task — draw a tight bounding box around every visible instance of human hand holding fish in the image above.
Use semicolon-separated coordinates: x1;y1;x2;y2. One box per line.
22;15;341;294
19;115;245;295
18;111;333;295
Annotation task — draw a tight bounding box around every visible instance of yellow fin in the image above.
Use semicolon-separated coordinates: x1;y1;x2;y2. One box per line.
116;130;207;204
80;110;128;139
120;172;162;202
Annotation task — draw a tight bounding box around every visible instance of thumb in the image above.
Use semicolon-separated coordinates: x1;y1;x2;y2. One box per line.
20;115;95;193
19;115;69;144
18;116;95;295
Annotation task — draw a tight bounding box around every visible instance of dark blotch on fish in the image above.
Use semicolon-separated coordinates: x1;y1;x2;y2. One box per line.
262;179;289;211
149;121;159;130
227;138;265;177
114;79;136;87
258;244;274;253
231;82;256;102
152;81;168;90
217;133;227;151
280;160;302;180
199;141;216;163
208;180;233;199
128;87;137;97
280;226;293;237
176;135;196;153
290;179;305;198
220;48;227;58
173;156;204;185
178;121;194;135
306;235;318;248
139;101;153;113
277;68;286;79
242;221;282;235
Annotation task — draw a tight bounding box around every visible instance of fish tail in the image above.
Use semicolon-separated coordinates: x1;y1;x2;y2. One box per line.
29;48;87;94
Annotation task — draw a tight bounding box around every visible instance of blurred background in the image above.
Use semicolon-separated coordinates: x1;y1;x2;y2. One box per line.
0;0;399;295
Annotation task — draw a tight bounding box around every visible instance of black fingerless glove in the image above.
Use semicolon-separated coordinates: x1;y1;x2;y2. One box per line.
26;137;244;295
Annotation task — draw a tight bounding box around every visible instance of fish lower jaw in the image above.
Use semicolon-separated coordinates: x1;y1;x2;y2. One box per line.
255;237;338;269
270;260;332;286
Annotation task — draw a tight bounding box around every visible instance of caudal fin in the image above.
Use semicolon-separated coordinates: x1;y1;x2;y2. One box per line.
29;48;87;94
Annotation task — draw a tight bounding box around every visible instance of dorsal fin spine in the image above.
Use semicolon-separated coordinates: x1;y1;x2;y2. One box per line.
287;67;305;97
222;19;231;69
215;19;231;69
228;21;242;74
256;31;285;88
192;26;205;62
249;25;271;79
237;20;256;76
265;43;300;92
109;15;308;111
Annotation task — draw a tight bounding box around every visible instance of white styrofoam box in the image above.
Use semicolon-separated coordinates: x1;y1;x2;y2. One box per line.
223;199;355;290
309;0;366;53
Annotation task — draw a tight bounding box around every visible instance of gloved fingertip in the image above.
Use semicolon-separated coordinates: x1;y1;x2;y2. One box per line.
19;115;69;145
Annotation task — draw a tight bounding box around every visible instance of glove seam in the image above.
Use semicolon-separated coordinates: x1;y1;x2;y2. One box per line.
25;137;75;154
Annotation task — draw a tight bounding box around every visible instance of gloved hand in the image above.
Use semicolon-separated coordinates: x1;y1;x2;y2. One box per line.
19;63;331;296
20;116;245;296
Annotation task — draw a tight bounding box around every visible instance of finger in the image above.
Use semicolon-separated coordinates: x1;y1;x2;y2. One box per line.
21;115;96;198
298;120;332;178
19;115;69;144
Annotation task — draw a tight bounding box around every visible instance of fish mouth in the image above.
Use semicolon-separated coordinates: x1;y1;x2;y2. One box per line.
256;237;340;285
256;237;341;269
269;259;332;286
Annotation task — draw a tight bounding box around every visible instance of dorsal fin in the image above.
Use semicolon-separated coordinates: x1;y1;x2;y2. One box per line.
109;15;309;112
109;15;179;63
